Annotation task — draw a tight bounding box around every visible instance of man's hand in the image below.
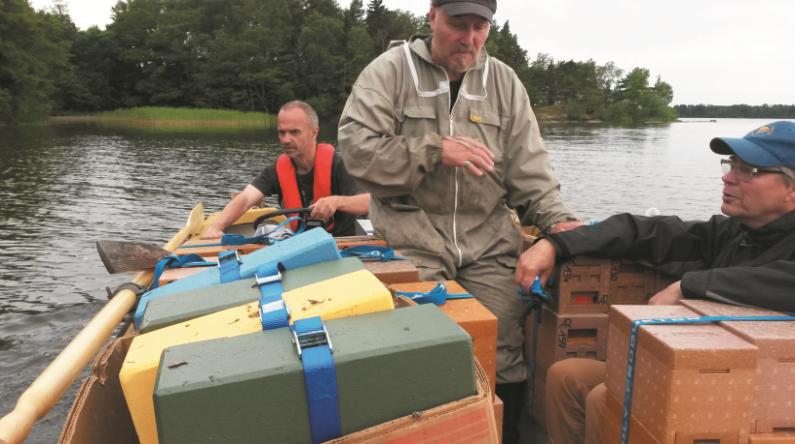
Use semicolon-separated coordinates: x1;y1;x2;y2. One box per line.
201;225;224;240
648;281;684;305
311;196;340;221
515;238;557;292
440;136;495;176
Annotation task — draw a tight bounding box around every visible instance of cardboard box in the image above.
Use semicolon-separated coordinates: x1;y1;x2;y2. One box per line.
531;369;547;428
154;305;478;443
362;259;420;284
328;359;498;444
59;337;137;444
749;432;795;443
603;389;742;444
604;305;758;443
494;395;504;444
549;257;666;314
526;306;609;371
389;280;498;395
681;299;795;433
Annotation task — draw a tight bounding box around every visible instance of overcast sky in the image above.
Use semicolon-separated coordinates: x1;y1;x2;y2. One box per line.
30;0;795;106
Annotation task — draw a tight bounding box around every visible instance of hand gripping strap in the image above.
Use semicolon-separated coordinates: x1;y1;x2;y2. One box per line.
293;317;342;443
217;250;241;283
620;314;795;444
256;266;289;330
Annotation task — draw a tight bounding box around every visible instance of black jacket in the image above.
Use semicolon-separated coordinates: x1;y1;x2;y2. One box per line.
547;212;795;312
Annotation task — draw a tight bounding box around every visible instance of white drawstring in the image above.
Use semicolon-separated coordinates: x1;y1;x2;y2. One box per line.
402;41;490;101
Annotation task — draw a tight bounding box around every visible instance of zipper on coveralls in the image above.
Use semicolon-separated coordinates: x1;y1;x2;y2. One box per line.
449;78;464;269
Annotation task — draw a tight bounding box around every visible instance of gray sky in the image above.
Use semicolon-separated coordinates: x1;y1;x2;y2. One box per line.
30;0;795;106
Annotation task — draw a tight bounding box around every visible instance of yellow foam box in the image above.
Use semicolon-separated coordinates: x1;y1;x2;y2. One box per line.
120;269;394;444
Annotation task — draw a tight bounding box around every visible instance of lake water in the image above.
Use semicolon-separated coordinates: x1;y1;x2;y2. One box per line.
0;117;786;442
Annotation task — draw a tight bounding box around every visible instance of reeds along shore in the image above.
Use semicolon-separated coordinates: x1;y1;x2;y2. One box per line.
51;107;276;131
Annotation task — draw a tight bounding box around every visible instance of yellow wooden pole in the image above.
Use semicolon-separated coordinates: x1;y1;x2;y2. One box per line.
0;204;205;444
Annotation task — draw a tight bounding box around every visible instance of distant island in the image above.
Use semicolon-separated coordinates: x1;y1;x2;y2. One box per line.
675;104;795;118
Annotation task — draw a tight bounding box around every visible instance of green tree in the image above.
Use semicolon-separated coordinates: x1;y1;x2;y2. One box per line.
297;12;346;117
0;0;69;122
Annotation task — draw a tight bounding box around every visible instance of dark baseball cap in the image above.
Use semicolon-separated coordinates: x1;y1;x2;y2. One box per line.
432;0;496;21
710;121;795;168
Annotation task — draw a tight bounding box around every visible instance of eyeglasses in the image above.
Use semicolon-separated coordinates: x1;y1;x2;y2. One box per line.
720;159;790;182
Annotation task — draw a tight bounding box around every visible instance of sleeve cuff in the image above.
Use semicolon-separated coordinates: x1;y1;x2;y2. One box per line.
680;270;711;299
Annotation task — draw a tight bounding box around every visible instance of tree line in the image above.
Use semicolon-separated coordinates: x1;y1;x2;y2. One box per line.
2;0;676;125
675;104;795;119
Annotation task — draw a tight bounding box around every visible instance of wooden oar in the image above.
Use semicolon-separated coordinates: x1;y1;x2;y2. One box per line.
0;203;206;444
96;239;172;274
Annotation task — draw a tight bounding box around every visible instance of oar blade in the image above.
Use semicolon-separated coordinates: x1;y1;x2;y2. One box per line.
96;240;171;274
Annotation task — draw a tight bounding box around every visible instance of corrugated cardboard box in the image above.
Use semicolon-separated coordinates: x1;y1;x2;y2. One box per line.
682;299;795;433
605;305;758;443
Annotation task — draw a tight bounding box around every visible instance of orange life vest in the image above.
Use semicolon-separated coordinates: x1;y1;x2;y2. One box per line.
275;143;335;232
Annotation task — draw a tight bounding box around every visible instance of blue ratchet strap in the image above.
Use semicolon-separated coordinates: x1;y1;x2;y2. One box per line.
394;281;473;305
151;253;214;289
177;217;304;248
340;245;405;262
217;250;241;283
256;266;288;330
620;314;795;444
517;276;549;414
292;316;342;443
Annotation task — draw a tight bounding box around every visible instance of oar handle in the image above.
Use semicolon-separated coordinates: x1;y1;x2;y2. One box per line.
0;203;206;444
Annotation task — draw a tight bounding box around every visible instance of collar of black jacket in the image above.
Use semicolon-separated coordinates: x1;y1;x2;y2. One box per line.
741;210;795;244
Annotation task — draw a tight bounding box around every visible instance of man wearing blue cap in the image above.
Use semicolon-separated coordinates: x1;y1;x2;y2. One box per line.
518;121;795;444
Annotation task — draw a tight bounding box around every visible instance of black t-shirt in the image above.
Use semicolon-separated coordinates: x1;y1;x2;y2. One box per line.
250;151;363;236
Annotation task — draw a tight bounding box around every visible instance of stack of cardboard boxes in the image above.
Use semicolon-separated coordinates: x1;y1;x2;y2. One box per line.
525;256;676;426
601;301;795;443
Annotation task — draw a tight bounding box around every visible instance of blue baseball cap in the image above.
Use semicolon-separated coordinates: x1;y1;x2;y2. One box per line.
710;121;795;168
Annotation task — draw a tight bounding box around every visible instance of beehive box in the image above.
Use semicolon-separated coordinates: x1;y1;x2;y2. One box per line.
549;257;671;314
328;360;498;444
602;389;743;444
153;305;477;443
140;257;365;332
604;305;758;443
682;299;795;433
122;269;394;444
530;306;609;369
389;280;497;395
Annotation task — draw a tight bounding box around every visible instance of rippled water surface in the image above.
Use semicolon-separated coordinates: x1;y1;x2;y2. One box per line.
0;118;781;442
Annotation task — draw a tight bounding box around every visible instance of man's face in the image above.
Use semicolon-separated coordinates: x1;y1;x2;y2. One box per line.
428;7;490;80
720;157;795;228
277;107;318;162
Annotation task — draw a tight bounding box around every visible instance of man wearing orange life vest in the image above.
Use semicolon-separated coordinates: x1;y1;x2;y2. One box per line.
202;101;369;239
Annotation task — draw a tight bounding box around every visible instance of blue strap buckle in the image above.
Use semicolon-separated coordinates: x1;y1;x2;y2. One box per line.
292;323;333;358
255;271;282;286
217;250;241;283
257;270;289;330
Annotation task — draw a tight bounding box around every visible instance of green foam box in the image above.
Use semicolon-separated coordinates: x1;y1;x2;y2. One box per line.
139;257;365;333
153;304;476;443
